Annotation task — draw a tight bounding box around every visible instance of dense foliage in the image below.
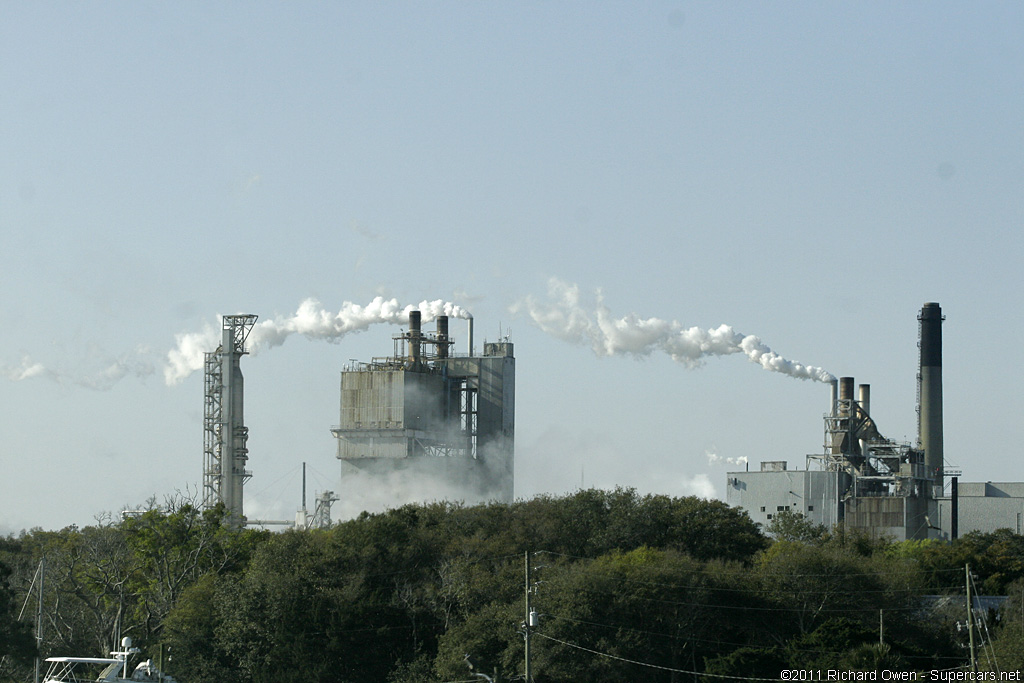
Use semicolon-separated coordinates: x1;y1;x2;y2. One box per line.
0;550;35;666
2;492;1023;681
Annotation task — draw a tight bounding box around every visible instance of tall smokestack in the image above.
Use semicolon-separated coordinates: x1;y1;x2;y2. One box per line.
858;384;870;457
838;377;857;455
857;384;870;416
839;377;855;416
408;310;422;366
436;315;449;359
918;302;944;490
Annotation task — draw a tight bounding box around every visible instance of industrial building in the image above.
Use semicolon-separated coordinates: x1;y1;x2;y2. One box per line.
331;311;515;504
728;303;1024;541
199;308;515;527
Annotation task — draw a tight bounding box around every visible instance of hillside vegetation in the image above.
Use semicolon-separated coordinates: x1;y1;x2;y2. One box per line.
4;490;1024;681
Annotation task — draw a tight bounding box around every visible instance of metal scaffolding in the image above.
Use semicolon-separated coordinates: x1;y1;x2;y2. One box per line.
202;314;257;528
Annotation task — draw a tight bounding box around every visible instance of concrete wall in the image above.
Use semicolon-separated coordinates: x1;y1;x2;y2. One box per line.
334;342;515;504
729;471;1024;541
844;495;931;541
938;483;1024;537
335;369;449;459
441;344;515;501
726;468;844;532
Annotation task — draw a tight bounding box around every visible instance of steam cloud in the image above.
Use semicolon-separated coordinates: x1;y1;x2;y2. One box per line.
515;278;835;383
3;352;155;390
705;449;749;467
164;296;471;385
2;356;47;382
679;473;717;499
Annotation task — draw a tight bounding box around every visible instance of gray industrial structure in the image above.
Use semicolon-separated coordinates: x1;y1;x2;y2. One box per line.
201;314;258;529
197;308;514;528
331;311;515;503
728;302;1024;541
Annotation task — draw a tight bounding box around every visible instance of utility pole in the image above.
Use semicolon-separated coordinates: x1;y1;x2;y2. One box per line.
524;551;532;683
966;564;977;672
34;558;44;683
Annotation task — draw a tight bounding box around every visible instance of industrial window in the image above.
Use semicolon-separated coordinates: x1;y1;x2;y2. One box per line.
777;506;787;512
808;505;814;511
760;506;766;512
766;514;773;520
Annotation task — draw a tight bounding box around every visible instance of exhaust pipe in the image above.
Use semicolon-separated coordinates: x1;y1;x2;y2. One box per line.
918;302;944;490
408;310;422;366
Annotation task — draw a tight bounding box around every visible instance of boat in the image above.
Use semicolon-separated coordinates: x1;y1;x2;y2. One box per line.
42;637;177;683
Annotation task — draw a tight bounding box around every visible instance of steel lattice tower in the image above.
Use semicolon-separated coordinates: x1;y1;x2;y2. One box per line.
202;314;258;528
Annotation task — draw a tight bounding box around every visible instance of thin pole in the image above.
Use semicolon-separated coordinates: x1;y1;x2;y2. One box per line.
966;564;977;672
524;551;531;683
879;609;883;646
34;558;44;683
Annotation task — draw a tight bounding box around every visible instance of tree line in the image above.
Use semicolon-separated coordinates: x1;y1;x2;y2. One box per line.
3;490;1024;681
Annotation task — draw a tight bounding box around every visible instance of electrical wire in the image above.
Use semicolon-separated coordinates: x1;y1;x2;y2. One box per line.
561;576;959;599
535;550;969;578
533;631;783;681
969;570;1000;673
540;585;946;618
535;631;973;680
537;611;865;659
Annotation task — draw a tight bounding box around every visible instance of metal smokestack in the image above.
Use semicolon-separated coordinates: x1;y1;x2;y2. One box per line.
838;377;857;455
951;476;959;540
839;377;855;416
436;315;449;359
857;384;870;416
918;302;945;490
858;384;870;457
408;310;422;366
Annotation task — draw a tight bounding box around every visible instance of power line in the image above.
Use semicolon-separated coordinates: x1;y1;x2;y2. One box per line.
533;631;782;681
544;583;946;614
536;612;967;663
535;550;969;578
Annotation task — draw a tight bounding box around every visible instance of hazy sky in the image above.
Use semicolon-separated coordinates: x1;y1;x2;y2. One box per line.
2;3;1022;533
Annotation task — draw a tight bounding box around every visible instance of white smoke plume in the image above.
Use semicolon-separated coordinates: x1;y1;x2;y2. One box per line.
2;356;48;382
3;351;155;390
75;352;156;390
164;296;472;385
514;278;835;383
705;449;749;468
679;473;717;499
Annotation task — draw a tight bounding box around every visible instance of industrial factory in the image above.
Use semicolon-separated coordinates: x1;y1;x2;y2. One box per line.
197;296;1019;541
199;309;514;528
330;311;515;504
727;303;1024;540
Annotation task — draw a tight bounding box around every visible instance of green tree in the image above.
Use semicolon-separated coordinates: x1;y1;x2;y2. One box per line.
161;574;240;683
754;541;908;637
122;500;264;645
767;509;827;543
978;577;1024;672
839;642;906;671
0;558;35;665
527;547;762;682
704;647;787;678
